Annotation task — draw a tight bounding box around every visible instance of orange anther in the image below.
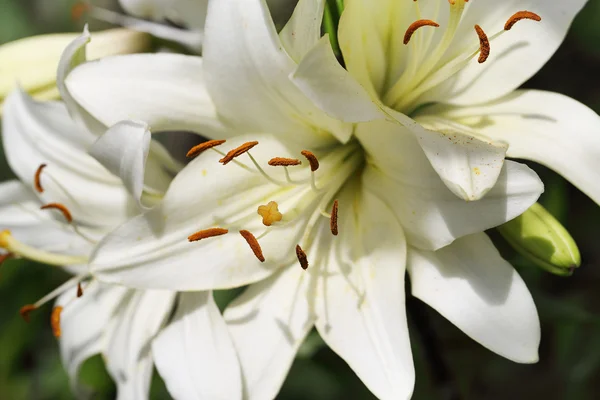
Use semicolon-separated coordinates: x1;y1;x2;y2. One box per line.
77;283;84;298
188;228;229;242
219;141;259;165
51;306;63;338
20;304;37;323
330;200;339;236
268;157;302;167
300;150;320;172
40;203;73;223
239;230;265;262
403;20;440;45
296;245;309;270
186;140;226;158
34;164;47;193
504;11;542;31
474;24;490;64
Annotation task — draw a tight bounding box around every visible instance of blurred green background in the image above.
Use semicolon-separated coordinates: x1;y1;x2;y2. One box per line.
2;0;600;399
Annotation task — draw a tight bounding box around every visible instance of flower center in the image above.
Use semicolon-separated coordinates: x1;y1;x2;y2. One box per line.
185;139;364;269
383;0;542;113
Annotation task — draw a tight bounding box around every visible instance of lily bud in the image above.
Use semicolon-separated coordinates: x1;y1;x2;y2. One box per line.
497;202;581;276
0;28;151;115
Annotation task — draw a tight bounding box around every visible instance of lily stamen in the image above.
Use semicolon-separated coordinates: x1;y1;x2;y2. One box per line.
34;164;47;193
295;244;309;270
505;11;542;31
51;306;63;337
330;200;339;236
474;25;490;63
187;139;227;158
19;274;87;322
188;228;229;242
268;157;302;167
403;20;440;45
40;203;73;223
239;230;265;262
219;141;259;165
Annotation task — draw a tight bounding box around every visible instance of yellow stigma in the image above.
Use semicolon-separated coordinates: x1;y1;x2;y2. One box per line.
0;230;87;266
257;201;283;226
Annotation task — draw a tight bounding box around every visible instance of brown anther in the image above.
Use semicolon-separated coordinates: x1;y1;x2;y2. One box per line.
268;157;302;167
219;141;259;165
0;252;14;265
300;150;320;172
403;20;440;45
188;228;229;242
504;11;542;31
77;283;84;298
239;230;265;262
34;164;47;193
51;306;63;338
474;24;490;64
296;244;309;270
186;139;227;158
330;200;339;236
40;203;73;223
71;2;90;21
20;304;37;323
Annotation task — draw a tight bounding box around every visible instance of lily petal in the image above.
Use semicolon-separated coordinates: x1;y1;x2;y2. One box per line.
358;119;543;250
153;292;241;400
57;281;129;395
291;35;386;124
428;0;587;105
315;185;414;400
56;26;106;136
104;289;176;400
279;0;324;63
89;120;172;209
2;89;138;228
203;0;347;145
224;266;313;400
425;90;600;206
65;53;226;136
408;233;540;363
90;134;321;290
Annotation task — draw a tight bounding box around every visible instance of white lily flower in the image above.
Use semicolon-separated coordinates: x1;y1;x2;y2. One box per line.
0;28;151;116
0;29;241;400
62;0;545;398
289;0;600;205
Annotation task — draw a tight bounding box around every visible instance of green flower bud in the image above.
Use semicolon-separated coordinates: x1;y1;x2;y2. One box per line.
497;202;581;276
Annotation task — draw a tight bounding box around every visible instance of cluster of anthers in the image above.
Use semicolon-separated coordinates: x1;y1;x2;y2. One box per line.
386;0;542;111
0;164;94;338
185;140;340;271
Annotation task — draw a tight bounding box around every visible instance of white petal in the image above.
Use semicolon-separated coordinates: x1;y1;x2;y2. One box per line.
119;0;208;30
357;119;543;250
291;35;385;125
426;90;600;206
90;134;320;290
279;0;325;63
408;233;541;363
65;53;226;136
224;266;313;400
104;289;176;400
56;26;106;135
428;0;587;105
314;186;414;400
57;281;129;394
2;88;138;228
89;120;172;209
153;292;241;400
203;0;347;145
